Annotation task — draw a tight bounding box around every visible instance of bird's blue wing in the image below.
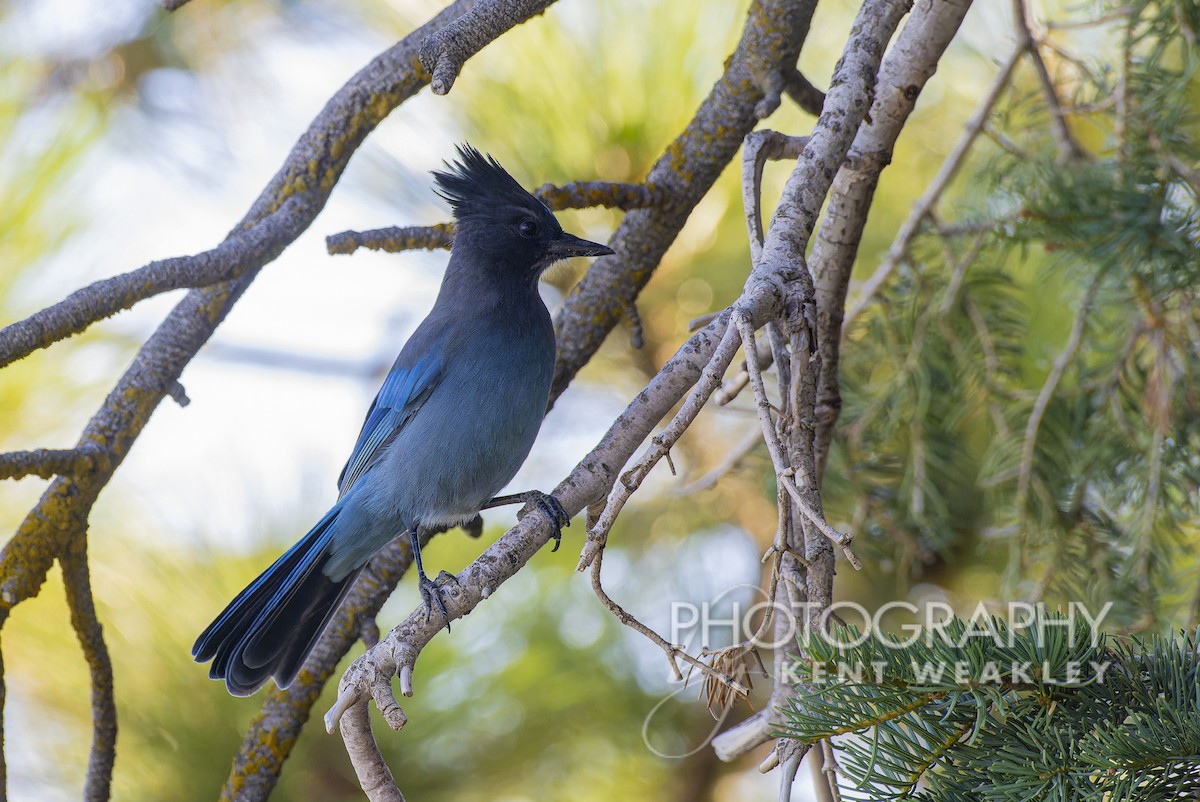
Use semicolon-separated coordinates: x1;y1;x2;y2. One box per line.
337;351;442;495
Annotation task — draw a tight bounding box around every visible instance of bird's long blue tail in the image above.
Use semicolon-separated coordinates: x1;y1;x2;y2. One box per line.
192;508;358;696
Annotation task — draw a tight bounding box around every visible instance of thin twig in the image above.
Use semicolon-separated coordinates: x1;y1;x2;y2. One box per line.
1016;278;1102;518
578;320;742;571
782;68;826;116
734;312;861;569
1012;0;1086;161
588;547;748;693
677;425;763;495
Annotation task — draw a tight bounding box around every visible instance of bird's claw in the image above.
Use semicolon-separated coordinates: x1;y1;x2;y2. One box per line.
519;491;571;552
418;571;453;633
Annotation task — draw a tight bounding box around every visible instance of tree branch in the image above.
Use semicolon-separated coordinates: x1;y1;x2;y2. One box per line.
420;0;557;95
782;68;826;116
533;180;664;211
713;0;917;776
326;224;453;256
0;199;304;369
550;0;820;400
807;0;975;479
340;703;405;802
324;181;659;257
61;542;117;802
0;447;101;481
0;0;478;639
218;537;418;801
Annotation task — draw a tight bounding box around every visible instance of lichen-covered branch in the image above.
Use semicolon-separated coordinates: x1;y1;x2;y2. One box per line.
326;224;454;255
550;0;821;400
0;199;305;370
534;180;664;211
60;541;117;802
782;68;826;116
420;0;557;95
218;538;418;802
0;447;100;481
325;181;659;257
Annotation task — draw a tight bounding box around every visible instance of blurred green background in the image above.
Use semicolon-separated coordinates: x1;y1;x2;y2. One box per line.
2;0;1197;800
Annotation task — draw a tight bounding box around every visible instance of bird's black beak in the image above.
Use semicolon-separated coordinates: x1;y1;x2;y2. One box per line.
548;232;614;259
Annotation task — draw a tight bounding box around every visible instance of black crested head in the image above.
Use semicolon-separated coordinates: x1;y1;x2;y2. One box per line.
433;144;537;221
431;144;613;286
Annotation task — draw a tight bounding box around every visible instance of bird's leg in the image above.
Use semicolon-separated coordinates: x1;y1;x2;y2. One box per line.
410;525;451;633
481;491;571;552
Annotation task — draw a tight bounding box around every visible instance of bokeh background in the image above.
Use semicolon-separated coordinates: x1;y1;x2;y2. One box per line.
3;1;1193;800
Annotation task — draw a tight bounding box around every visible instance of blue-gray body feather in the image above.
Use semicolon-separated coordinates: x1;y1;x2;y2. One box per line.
324;271;555;580
193;145;609;696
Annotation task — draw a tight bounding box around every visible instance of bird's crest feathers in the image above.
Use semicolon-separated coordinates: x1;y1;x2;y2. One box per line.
433;145;546;221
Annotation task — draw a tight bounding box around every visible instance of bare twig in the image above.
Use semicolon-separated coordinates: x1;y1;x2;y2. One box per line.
579;321;742;571
588;548;748;692
677;425;763;495
733;312;862;569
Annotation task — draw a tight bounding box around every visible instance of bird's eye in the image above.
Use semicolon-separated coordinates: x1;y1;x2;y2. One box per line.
518;220;538;238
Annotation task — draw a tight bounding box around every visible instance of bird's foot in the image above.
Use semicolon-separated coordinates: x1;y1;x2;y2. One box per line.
517;491;571;552
418;569;455;633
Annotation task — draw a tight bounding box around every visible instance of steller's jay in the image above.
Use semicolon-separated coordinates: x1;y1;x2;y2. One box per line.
193;145;613;696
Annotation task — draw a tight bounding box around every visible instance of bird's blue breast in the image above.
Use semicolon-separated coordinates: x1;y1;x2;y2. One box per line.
321;292;555;580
